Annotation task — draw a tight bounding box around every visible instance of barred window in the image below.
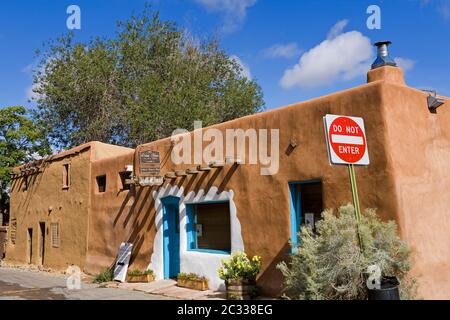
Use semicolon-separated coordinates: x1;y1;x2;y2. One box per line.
51;223;60;248
10;219;17;245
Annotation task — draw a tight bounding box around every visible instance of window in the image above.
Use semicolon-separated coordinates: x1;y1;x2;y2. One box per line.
289;180;323;251
96;175;106;193
62;164;70;189
119;171;132;191
51;223;60;248
186;202;231;254
10;219;17;245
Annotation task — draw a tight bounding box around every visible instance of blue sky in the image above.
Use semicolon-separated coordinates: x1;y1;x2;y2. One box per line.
1;0;450;111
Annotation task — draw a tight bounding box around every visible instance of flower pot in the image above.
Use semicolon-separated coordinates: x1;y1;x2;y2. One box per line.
127;274;154;283
367;276;400;300
177;278;209;291
225;279;257;300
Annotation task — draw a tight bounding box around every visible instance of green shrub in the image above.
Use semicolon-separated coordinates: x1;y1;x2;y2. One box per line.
128;268;143;276
92;269;114;283
177;272;206;281
277;204;417;300
218;251;261;282
128;268;154;276
143;269;154;276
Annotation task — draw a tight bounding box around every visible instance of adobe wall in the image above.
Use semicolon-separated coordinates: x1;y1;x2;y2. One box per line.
84;151;149;274
380;83;450;299
5;149;91;269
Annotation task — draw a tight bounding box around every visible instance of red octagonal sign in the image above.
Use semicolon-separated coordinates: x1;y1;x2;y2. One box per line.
324;115;370;165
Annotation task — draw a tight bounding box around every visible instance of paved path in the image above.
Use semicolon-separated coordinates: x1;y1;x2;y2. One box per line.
0;267;173;300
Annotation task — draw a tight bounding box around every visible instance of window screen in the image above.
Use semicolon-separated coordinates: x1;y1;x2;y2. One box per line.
10;219;17;245
51;223;60;248
191;202;231;252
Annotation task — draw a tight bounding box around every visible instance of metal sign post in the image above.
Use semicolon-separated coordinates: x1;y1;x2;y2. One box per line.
324;115;370;250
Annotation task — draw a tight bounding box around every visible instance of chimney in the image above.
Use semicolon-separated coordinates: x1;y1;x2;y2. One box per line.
371;41;397;69
368;41;405;85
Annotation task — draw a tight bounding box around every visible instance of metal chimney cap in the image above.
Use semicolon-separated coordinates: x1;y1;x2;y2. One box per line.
371;41;397;70
374;41;392;47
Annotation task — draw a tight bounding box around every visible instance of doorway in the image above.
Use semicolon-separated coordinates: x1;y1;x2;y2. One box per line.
39;222;45;266
27;228;33;264
161;196;180;279
289;180;323;252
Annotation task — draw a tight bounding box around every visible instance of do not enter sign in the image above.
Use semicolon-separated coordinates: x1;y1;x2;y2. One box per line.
324;115;370;165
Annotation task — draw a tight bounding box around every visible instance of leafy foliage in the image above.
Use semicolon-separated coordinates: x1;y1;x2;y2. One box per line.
218;251;261;282
177;272;207;281
0;106;50;216
32;6;264;149
92;269;114;283
128;268;154;276
277;204;417;300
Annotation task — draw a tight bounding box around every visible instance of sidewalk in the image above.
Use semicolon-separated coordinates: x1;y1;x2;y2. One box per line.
105;279;226;300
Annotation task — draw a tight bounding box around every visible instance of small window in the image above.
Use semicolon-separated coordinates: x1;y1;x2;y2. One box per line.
187;202;231;253
96;175;106;193
119;171;132;191
62;164;70;189
10;219;17;245
51;223;60;248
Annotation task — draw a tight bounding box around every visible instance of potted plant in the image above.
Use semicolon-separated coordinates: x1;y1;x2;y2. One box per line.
218;251;262;300
126;268;154;283
177;273;209;291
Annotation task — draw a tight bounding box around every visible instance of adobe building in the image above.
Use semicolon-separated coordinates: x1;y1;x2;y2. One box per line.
6;43;450;299
5;142;133;269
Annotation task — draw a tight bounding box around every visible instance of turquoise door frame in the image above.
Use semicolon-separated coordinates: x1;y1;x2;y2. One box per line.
288;180;321;253
161;196;181;279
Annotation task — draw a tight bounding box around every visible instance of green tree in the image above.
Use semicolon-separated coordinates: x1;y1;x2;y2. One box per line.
32;7;264;149
0;106;50;221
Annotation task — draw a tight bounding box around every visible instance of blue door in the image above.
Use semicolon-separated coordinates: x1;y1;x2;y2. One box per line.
162;196;180;279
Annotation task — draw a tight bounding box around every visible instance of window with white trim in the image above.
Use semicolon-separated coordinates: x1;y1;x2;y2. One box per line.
186;202;231;253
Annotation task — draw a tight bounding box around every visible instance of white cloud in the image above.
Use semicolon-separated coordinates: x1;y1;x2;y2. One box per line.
280;30;373;89
394;57;416;72
421;0;450;20
195;0;257;33
262;43;302;59
230;55;252;79
438;0;450;19
327;19;349;40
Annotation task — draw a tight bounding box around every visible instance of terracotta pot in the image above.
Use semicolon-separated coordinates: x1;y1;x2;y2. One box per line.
127;274;154;283
177;278;209;291
225;279;257;300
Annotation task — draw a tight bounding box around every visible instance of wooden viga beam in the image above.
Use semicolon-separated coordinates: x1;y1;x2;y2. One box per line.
209;160;225;168
175;170;187;177
165;172;177;179
186;168;199;174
